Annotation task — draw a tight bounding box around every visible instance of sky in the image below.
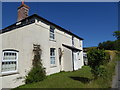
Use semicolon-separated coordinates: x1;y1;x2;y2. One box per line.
2;2;118;47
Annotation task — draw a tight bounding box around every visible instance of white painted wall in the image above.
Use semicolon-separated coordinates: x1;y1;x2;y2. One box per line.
0;19;84;88
0;35;2;89
63;47;73;71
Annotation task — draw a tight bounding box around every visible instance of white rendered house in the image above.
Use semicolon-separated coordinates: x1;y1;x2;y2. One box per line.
0;2;84;89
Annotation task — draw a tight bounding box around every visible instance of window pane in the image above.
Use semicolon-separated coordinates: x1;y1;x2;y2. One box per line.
50;26;55;40
2;61;17;72
50;32;55;40
53;60;55;64
3;52;17;60
50;57;55;64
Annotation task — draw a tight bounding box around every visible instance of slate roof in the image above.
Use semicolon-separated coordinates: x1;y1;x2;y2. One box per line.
1;14;83;40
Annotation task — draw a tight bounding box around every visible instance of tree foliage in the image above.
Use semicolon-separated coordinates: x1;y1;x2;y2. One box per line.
113;31;120;40
98;41;115;50
98;31;120;51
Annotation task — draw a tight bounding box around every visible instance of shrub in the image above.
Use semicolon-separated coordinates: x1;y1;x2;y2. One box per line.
91;66;107;78
87;48;107;79
25;66;46;84
87;49;106;68
25;44;46;84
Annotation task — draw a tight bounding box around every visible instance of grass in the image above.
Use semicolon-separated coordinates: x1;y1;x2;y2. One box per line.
16;51;120;88
17;66;93;88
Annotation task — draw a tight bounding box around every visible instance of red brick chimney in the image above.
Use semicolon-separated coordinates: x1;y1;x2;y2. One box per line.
17;1;30;22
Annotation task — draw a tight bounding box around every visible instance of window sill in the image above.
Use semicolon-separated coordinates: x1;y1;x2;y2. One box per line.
1;71;19;77
49;39;56;42
50;65;57;68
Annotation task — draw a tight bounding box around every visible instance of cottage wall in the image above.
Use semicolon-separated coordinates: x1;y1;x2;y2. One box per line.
0;19;83;88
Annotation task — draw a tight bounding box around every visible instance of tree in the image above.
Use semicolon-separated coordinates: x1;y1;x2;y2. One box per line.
113;31;120;40
98;41;115;50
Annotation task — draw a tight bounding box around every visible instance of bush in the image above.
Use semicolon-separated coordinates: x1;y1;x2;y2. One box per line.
25;66;46;84
87;48;107;79
114;40;120;51
87;49;106;68
25;44;46;84
91;66;107;78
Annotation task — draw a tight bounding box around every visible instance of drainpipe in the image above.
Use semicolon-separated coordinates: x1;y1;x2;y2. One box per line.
72;36;75;71
72;50;75;71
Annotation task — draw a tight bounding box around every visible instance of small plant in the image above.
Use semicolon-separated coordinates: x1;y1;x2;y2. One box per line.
25;44;46;84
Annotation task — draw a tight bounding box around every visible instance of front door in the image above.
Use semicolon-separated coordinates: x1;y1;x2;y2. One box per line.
73;51;78;70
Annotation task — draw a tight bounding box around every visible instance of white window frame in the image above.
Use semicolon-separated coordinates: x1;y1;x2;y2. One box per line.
50;48;56;66
49;26;55;40
1;50;18;75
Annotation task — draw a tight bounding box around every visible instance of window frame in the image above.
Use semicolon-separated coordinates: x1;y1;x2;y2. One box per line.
1;50;18;75
49;26;55;40
50;48;56;66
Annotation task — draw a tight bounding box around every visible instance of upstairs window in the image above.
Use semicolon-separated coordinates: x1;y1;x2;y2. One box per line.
79;40;82;47
2;50;18;74
72;37;74;46
50;26;55;40
50;48;55;65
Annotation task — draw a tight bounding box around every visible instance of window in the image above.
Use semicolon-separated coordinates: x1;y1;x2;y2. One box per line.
72;37;74;46
50;26;55;40
79;40;81;47
50;48;55;65
2;50;18;74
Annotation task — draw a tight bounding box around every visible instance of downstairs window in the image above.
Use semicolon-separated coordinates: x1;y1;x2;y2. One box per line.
2;50;18;74
50;48;55;65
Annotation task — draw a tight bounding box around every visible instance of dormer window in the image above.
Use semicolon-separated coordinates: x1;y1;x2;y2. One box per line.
50;26;55;40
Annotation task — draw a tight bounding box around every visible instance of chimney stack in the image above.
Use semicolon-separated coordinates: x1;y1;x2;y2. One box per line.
17;1;30;22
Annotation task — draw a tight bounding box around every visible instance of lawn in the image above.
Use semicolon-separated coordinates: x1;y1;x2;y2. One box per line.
16;51;120;88
18;66;93;88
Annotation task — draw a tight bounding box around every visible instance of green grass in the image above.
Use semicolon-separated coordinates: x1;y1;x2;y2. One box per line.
17;66;93;88
16;51;120;88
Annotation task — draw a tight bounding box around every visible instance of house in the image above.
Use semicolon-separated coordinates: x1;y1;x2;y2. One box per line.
0;2;84;89
83;48;88;65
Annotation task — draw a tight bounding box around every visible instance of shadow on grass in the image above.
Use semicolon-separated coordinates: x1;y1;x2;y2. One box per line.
70;76;92;84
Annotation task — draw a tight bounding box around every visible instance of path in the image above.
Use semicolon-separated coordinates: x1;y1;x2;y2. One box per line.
112;61;120;89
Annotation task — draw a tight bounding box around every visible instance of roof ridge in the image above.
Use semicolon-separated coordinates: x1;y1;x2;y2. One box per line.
2;14;84;40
